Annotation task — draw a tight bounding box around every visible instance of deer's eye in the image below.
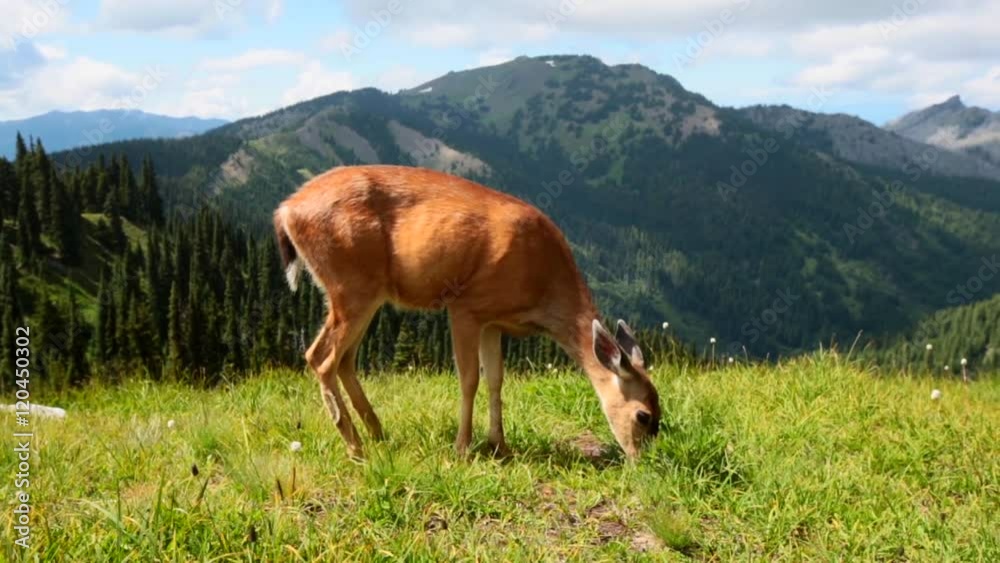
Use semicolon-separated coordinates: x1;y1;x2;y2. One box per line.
636;410;652;426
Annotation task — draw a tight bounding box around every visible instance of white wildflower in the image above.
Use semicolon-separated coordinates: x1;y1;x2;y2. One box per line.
662;322;669;330
961;358;968;366
289;441;303;452
709;337;716;344
728;357;734;363
930;389;942;401
167;419;176;429
926;343;933;351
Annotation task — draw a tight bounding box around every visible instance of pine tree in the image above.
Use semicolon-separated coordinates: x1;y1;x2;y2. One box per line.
140;156;163;224
118;155;136;221
14;133;28;172
15;178;42;264
64;292;91;385
0;158;15;225
392;317;418;370
103;188;127;254
167;278;185;376
95;270;116;364
36;298;64;381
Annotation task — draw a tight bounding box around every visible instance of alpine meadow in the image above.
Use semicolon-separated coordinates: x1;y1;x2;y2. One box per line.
2;3;999;560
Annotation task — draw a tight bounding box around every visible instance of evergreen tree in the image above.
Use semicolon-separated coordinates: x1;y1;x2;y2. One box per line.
15;178;42;264
14;133;28;172
0;158;15;224
392;318;418;369
167;278;185;376
140;156;164;224
64;293;91;385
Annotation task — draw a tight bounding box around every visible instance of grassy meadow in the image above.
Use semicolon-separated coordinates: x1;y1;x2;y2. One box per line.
2;354;998;561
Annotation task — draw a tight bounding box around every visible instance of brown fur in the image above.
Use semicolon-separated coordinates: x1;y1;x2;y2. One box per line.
275;165;661;459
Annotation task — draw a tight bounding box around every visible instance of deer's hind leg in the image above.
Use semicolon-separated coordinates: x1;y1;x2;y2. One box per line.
308;292;381;459
306;318;363;458
337;304;385;440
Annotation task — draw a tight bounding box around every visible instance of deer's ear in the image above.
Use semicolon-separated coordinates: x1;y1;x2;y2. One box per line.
615;320;644;368
593;320;635;378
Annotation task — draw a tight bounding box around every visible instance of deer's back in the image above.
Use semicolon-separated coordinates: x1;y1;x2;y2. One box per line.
282;166;584;320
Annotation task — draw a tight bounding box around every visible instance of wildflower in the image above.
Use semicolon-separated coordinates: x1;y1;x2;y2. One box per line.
546;363;553;370
925;343;933;351
709;337;716;344
167;419;176;429
931;389;942;401
944;365;950;371
662;322;669;330
728;357;734;363
960;358;968;366
289;441;303;452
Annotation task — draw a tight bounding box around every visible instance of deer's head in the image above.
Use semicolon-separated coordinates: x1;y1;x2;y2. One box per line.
590;319;661;458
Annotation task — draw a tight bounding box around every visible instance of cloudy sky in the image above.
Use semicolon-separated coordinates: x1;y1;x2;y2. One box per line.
1;0;998;124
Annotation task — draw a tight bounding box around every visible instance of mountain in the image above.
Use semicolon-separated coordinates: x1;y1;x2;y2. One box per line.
0;110;227;158
740;104;1000;182
886;95;1000;171
45;55;1000;360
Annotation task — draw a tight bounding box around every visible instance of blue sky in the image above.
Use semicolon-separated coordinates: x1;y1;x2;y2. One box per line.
1;0;998;124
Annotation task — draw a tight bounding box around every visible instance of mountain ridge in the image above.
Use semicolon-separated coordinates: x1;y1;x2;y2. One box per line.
886;95;1000;172
0;109;227;158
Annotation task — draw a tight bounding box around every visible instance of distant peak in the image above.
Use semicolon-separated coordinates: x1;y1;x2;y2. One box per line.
938;95;964;110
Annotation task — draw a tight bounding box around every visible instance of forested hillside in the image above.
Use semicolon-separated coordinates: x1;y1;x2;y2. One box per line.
39;55;1000;362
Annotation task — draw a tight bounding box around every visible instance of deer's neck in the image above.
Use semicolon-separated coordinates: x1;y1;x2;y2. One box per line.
551;293;601;375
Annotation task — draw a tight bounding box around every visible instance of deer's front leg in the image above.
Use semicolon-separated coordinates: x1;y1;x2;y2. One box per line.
450;312;481;457
480;325;510;457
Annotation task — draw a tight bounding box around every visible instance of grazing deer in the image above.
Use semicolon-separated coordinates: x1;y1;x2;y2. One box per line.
274;165;661;459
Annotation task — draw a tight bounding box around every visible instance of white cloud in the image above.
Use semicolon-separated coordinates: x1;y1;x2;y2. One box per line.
792;47;892;88
199;49;306;72
35;43;67;60
0;55;154;118
97;0;281;37
318;29;354;53
1;0;71;42
961;66;1000;108
266;0;284;24
281;61;355;106
477;48;513;68
373;65;427;93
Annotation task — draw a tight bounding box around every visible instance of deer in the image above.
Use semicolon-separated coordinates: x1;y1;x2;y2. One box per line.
273;165;661;460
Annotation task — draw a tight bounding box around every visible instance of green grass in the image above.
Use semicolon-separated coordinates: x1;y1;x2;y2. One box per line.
3;354;998;561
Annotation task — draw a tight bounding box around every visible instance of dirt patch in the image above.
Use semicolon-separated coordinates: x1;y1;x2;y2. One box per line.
534;484;664;553
424;513;448;534
569;431;607;459
388;120;490;176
